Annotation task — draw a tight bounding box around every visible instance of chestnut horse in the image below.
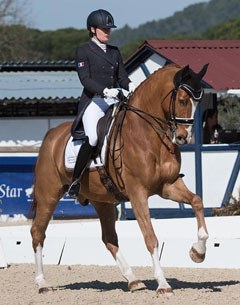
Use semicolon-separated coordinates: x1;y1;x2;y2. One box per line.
31;63;209;297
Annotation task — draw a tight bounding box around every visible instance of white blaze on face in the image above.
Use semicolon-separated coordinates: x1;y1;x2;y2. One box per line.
186;98;198;143
173;98;198;145
190;98;198;118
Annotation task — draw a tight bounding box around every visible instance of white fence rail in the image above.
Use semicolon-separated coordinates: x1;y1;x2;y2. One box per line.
1;216;240;269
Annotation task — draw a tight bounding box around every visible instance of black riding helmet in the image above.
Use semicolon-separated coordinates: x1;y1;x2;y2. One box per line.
87;9;117;30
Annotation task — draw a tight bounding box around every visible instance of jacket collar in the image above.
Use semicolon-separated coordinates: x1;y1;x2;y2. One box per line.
88;41;115;65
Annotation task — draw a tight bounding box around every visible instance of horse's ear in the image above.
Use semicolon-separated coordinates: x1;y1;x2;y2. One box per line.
181;65;190;78
198;63;209;80
173;65;190;86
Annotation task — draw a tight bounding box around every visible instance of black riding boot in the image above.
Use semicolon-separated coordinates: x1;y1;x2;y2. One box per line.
67;138;94;199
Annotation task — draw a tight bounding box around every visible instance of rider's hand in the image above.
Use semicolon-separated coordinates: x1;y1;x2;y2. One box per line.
128;82;136;93
103;88;119;98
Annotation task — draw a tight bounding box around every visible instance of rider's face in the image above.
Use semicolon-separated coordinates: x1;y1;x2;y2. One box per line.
92;27;111;44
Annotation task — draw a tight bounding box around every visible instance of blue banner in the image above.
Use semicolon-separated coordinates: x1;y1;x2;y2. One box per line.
0;157;97;218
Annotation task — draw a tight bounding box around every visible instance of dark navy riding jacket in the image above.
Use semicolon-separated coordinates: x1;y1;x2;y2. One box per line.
76;41;131;113
72;40;131;139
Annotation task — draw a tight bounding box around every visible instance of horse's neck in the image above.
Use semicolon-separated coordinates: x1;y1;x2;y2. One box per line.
129;86;168;122
130;69;174;114
124;73;175;147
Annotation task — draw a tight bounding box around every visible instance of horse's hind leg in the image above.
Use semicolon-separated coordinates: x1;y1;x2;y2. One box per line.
92;201;146;292
162;177;209;263
31;180;65;293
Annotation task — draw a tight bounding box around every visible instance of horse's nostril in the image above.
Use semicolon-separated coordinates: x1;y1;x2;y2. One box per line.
176;136;186;145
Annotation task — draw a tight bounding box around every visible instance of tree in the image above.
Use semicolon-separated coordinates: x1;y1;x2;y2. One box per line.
218;95;240;131
0;0;29;25
0;0;32;60
203;18;240;39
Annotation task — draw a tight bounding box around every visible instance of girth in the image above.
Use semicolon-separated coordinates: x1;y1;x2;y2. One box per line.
96;166;129;202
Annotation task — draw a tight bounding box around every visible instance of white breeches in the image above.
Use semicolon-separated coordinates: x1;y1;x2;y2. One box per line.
82;96;117;147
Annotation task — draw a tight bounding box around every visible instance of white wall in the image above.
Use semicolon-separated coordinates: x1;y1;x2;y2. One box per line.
124;149;239;209
129;53;166;86
1;217;240;268
144;53;166;72
0;117;73;145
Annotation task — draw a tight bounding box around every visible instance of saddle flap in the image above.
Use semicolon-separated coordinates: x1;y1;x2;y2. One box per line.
96;104;115;155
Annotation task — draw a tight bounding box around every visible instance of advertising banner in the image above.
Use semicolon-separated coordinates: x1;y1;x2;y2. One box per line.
0;157;97;218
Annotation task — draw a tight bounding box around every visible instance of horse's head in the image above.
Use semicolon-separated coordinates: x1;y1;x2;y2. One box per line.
165;63;209;145
124;63;208;147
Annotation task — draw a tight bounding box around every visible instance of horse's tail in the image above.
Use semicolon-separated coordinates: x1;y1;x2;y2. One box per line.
27;130;51;221
27;125;70;221
29;193;37;220
27;127;59;220
28;168;37;220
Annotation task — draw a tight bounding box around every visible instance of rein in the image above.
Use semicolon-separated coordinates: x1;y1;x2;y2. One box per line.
122;102;172;138
107;87;185;186
108;86;196;177
120;86;195;140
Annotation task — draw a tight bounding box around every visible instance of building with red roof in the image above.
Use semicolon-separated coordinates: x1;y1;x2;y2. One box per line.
125;40;240;93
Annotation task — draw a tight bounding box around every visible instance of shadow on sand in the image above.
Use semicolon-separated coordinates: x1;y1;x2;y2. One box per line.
56;278;240;293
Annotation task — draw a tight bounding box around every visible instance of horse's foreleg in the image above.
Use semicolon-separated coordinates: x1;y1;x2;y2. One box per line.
92;201;146;292
162;177;209;263
129;193;173;297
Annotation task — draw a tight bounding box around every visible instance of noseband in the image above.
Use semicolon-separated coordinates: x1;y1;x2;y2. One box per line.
168;87;195;133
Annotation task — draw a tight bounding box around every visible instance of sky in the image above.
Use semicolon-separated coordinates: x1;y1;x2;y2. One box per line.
24;0;209;31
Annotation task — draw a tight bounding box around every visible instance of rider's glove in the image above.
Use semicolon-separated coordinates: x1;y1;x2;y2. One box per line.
128;82;136;93
103;88;119;98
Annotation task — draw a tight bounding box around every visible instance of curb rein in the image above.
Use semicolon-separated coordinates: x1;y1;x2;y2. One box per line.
120;85;195;141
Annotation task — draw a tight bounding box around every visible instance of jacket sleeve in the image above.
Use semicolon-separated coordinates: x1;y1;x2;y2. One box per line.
75;46;106;95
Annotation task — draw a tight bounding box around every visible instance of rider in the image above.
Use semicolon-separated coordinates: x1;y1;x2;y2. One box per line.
68;9;136;198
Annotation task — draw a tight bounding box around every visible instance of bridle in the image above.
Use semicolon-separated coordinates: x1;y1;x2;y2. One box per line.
119;84;199;140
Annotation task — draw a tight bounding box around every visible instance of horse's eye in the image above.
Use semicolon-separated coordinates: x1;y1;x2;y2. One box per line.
178;99;188;106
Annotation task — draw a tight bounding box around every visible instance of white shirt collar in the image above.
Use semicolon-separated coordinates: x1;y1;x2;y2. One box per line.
91;38;107;52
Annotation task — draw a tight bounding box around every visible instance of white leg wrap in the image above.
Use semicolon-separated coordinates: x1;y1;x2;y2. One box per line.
193;226;209;254
34;244;47;288
151;247;170;289
115;250;137;283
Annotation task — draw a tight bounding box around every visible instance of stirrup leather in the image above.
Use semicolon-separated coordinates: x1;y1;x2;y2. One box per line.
67;179;80;198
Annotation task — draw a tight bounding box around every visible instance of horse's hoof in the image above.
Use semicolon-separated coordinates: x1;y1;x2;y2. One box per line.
128;280;146;292
156;287;173;298
189;246;205;263
39;287;53;294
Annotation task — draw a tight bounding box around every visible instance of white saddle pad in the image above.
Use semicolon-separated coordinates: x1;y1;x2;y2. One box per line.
65;136;106;170
65;102;121;170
